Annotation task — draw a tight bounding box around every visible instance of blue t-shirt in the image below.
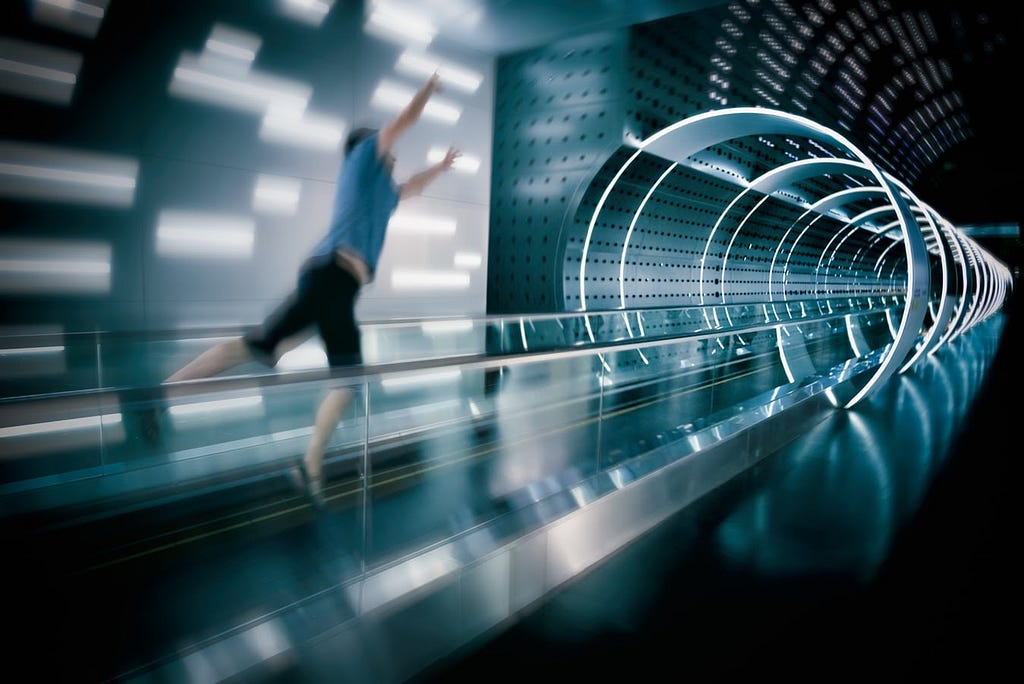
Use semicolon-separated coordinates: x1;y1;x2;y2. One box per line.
309;132;399;279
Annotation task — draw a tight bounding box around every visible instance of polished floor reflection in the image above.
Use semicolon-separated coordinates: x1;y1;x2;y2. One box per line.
416;300;1019;683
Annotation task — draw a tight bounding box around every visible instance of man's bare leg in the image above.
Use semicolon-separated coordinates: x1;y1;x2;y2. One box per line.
165;338;253;384
300;387;354;502
164;331;309;388
145;333;310;445
132;338;256;445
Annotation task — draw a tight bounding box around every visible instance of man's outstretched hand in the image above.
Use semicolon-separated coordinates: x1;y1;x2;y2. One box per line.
424;71;442;96
440;146;461;170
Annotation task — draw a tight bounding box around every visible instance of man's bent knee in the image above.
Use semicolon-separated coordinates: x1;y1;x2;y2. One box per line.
242;337;277;367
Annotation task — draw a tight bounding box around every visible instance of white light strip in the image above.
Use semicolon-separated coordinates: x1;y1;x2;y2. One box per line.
364;1;436;44
259;106;344;150
371;81;460;123
0;239;111;294
32;0;108;38
0;56;77;83
0;162;135;189
0;37;82;106
427;146;480;173
0;345;65;355
0;258;109;274
0;142;138;206
156;211;255;259
169;395;263;417
396;50;483;92
453;251;481;268
391;269;470;290
381;369;461;389
253;174;302;215
278;0;334;27
204;24;260;66
170;54;310;117
421;319;473;335
0;412;121;438
388;212;456;235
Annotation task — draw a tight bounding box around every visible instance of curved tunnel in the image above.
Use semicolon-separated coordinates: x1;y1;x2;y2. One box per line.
559;108;1011;407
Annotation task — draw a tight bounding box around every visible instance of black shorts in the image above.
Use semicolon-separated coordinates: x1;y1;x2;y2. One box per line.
243;255;362;368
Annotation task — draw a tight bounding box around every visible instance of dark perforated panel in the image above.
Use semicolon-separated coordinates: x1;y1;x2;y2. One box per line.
488;33;628;313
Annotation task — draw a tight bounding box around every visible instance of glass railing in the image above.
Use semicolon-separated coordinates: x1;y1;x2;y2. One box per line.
0;298;907;535
0;295;903;402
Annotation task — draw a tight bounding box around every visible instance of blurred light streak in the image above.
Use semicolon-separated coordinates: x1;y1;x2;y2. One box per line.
390;269;470;290
396;49;482;92
388;211;456;235
0;325;65;377
259;107;345;149
959;222;1020;238
371;80;460;123
278;0;335;27
427;146;479;173
0;141;138;206
0;412;121;439
421;318;473;335
277;342;327;370
453;251;481;268
0;37;82;105
364;1;437;45
171;56;310;114
381;368;461;390
253;174;302;215
203;24;260;67
0;345;65;355
31;0;109;38
169;395;263;418
0;238;111;294
156;211;255;259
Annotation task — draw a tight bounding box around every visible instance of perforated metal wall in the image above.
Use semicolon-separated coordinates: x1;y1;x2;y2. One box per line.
488;0;1015;315
488;31;629;313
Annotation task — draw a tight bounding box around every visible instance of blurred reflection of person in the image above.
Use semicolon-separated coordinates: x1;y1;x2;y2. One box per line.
142;73;460;507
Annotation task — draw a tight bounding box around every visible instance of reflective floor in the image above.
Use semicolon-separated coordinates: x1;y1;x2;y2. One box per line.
7;300;1016;683
416;300;1020;682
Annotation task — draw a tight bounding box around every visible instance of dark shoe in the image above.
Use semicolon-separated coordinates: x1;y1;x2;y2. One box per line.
121;386;165;447
137;406;164;447
289;460;326;509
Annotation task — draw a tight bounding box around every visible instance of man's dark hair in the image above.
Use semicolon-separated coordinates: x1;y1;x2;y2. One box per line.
344;127;377;156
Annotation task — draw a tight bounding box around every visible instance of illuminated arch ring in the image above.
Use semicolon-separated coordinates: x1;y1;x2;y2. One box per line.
578;108;930;409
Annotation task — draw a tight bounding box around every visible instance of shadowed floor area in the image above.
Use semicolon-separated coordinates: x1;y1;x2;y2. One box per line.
415;297;1020;683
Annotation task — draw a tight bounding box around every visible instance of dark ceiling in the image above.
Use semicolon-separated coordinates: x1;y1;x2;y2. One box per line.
421;0;730;55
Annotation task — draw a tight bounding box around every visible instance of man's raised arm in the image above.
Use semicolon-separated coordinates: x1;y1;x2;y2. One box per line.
377;72;442;158
400;147;460;200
